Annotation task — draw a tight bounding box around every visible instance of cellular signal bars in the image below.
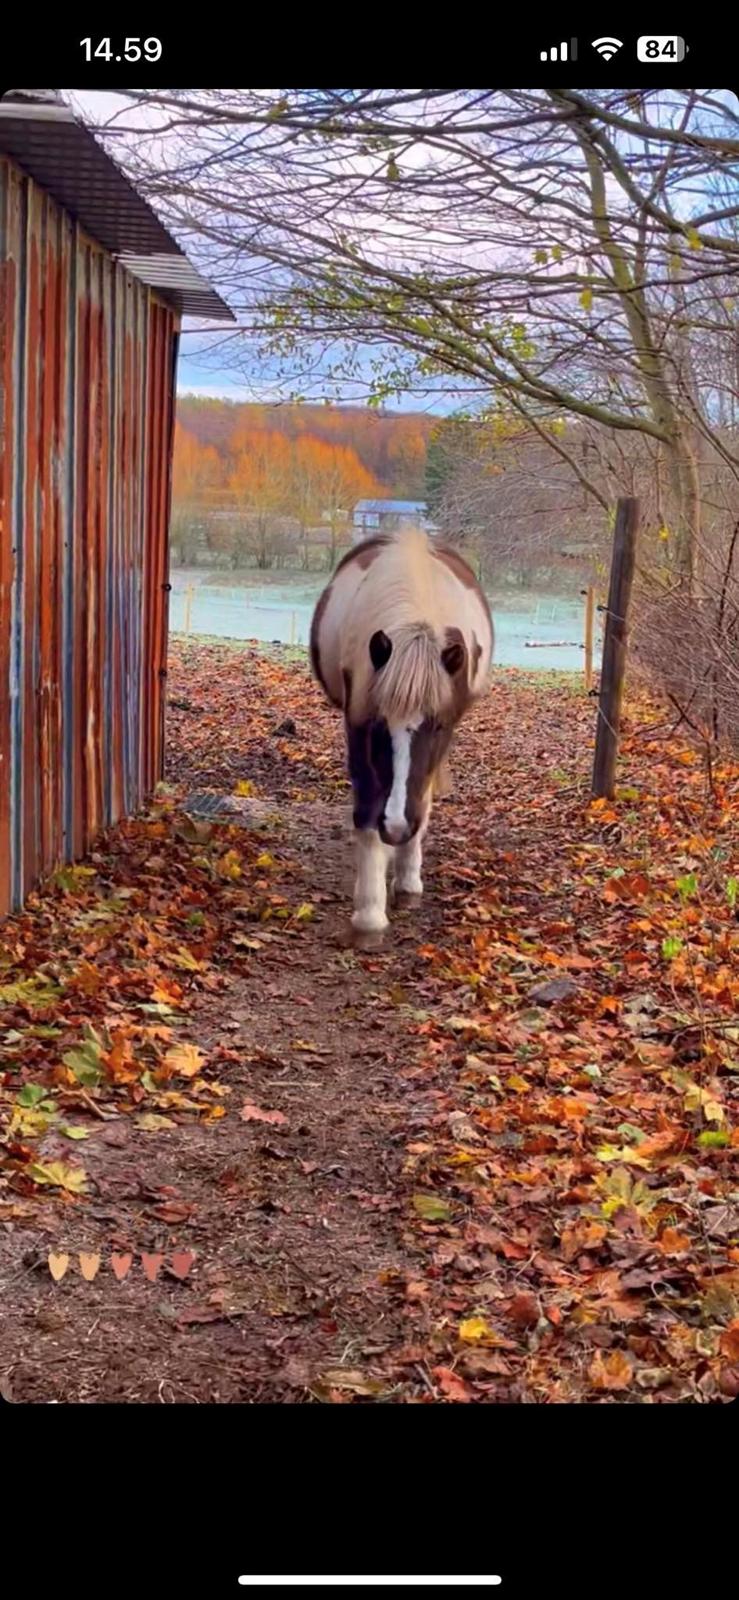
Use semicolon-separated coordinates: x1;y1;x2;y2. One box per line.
539;40;578;61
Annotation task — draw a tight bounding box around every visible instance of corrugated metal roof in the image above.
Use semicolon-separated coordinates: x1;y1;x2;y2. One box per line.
354;499;429;514
0;92;234;322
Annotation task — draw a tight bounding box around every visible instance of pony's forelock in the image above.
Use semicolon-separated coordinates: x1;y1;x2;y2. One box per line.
369;621;452;725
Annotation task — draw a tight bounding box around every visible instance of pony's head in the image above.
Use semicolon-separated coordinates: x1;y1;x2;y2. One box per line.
347;623;469;845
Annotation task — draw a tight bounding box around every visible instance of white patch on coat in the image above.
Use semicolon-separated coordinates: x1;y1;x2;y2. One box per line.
384;718;422;842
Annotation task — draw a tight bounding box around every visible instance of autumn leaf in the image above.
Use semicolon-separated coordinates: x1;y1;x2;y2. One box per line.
216;850;243;880
317;1368;385;1395
163;1042;207;1078
62;1039;104;1088
0;976;62;1008
240;1103;288;1125
579;286;594;312
413;1193;451;1222
561;1219;607;1262
509;1292;539;1329
170;947;204;972
596;1143;651;1168
136;1112;177;1132
234;779;255;797
659;1228;691;1255
432;1365;473;1402
459;1316;499;1344
588;1349;633;1390
719;1321;739;1363
28;1161;87;1194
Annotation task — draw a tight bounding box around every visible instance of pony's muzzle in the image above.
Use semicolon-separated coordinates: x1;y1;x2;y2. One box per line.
379;815;414;846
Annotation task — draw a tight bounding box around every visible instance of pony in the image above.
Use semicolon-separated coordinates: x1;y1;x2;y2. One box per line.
310;527;493;941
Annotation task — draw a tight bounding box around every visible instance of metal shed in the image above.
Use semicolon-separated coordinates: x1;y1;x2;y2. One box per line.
0;92;233;915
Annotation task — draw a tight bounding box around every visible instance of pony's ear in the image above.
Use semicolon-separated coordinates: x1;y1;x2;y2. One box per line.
441;640;466;676
369;630;393;670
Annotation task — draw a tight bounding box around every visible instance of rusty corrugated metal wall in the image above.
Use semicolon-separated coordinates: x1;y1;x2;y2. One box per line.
0;154;179;915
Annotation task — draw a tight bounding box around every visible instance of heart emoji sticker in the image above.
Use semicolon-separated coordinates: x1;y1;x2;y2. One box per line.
111;1252;133;1281
170;1251;195;1280
79;1252;101;1281
141;1253;164;1283
48;1252;69;1282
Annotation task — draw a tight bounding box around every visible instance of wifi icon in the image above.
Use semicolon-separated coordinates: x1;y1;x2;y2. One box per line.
592;36;623;60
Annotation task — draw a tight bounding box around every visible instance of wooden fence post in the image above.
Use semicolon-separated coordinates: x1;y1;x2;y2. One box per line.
583;584;595;693
592;498;639;798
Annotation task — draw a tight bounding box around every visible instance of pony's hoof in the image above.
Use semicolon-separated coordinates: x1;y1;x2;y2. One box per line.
394;889;422;910
351;927;387;952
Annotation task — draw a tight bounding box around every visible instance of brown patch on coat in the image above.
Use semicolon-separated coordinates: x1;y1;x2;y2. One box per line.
405;719;455;826
471;631;482;677
443;625;472;719
332;535;390;577
433;544;494;639
432;543;478;589
309;582;335;700
311;540;390;706
433;754;453;798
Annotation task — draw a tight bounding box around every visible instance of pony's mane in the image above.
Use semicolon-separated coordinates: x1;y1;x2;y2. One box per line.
346;527;455;724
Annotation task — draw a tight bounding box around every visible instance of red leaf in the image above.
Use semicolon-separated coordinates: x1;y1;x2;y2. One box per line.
240;1103;288;1126
432;1365;473;1402
509;1291;539;1329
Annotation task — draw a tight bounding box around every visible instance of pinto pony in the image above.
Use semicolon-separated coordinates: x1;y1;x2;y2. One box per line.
310;528;493;940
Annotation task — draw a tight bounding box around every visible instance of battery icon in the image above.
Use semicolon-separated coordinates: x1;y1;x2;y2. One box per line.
637;35;688;62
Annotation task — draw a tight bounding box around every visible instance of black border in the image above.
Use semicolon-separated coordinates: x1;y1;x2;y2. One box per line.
2;1401;736;1597
0;20;737;89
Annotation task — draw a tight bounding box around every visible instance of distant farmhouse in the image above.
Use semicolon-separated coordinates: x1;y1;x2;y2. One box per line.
352;499;438;542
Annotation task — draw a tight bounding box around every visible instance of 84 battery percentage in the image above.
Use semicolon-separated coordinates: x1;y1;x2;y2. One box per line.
637;36;688;61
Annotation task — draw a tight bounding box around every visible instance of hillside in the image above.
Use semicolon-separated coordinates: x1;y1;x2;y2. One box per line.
176;396;434;499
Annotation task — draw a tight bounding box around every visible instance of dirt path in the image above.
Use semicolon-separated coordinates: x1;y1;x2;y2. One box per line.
2;643;738;1404
1;789;439;1401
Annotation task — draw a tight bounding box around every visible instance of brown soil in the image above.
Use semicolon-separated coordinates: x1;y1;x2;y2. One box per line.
0;790;444;1402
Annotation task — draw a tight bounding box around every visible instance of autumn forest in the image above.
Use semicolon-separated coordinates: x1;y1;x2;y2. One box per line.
172;397;434;570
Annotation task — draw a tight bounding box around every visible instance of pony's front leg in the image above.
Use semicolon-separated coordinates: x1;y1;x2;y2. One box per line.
394;800;431;904
352;828;392;940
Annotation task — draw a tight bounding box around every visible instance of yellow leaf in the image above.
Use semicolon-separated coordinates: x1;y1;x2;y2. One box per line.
217;850;243;880
658;525;670;542
596;1143;651;1168
163;1042;207;1078
506;1074;529;1093
9;1106;55;1138
136;1112;177;1131
234;779;255;797
294;903;314;922
203;1104;227;1122
459;1316;497;1343
28;1161;87;1194
255;852;275;869
685;227;703;250
579;287;594;312
170;947;204;972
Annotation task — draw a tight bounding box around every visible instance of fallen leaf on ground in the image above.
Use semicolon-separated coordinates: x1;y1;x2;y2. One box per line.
240;1103;288;1126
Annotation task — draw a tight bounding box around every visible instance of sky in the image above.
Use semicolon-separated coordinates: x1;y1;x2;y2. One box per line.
67;89;462;415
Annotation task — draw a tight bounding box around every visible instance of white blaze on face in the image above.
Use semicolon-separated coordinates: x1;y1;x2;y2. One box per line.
384;719;421;842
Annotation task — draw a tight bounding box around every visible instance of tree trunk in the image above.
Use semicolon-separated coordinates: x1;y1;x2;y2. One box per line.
665;430;699;586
